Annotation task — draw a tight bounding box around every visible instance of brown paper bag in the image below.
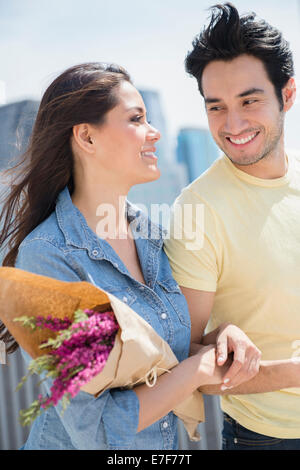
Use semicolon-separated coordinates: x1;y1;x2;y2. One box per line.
0;267;204;440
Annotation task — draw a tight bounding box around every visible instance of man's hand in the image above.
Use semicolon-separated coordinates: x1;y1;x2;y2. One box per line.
215;323;261;391
180;287;261;391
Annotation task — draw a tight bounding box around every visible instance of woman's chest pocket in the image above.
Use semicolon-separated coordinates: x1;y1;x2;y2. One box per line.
156;278;191;329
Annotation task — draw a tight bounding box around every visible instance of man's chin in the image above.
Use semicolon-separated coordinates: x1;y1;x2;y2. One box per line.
222;146;267;167
226;155;264;166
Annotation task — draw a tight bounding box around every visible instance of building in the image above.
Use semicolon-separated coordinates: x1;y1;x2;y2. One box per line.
0;100;39;170
128;90;188;226
176;127;220;183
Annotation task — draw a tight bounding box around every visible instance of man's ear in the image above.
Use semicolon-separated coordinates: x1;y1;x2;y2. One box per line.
282;78;296;112
72;124;94;153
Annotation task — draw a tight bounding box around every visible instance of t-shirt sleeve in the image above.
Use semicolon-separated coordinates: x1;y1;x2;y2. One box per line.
164;189;222;292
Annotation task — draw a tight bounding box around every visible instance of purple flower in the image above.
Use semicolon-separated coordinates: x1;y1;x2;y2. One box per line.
35;315;72;331
34;310;119;412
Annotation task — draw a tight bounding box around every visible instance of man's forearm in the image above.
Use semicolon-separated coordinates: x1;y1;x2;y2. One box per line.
200;359;300;395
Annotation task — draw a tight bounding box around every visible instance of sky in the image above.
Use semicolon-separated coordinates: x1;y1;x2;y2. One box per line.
0;0;299;154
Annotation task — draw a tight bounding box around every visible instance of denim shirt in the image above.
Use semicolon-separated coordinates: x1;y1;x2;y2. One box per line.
15;186;191;450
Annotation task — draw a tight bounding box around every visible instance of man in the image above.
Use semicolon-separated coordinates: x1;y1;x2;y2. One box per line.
164;3;300;450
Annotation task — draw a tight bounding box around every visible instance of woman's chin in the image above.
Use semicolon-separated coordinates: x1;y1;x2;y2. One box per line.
135;168;161;185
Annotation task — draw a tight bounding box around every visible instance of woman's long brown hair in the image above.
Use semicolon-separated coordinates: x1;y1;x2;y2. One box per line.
0;62;131;353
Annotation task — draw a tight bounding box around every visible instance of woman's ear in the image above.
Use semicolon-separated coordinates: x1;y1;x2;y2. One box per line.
72;124;94;153
282;78;297;112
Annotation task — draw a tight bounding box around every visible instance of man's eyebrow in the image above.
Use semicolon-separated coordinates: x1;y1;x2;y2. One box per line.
204;88;265;104
238;88;265;98
204;97;222;104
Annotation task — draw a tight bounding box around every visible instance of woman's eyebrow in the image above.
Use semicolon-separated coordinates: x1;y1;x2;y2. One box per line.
126;106;145;113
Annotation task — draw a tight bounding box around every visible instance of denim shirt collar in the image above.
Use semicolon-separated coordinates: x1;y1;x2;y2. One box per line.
55;187;167;286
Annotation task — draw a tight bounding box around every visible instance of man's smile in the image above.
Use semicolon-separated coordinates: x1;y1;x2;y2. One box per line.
224;131;260;148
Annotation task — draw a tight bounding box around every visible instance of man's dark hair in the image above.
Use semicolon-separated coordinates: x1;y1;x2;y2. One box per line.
185;3;294;109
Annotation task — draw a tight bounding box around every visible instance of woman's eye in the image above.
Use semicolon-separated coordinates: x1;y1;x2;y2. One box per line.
131;115;144;123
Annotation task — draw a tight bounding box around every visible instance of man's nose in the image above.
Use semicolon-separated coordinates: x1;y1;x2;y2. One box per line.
223;110;249;136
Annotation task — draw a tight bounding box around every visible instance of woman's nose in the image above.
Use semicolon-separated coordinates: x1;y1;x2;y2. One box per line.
147;122;161;142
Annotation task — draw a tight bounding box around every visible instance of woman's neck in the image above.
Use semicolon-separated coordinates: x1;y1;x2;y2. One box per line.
71;184;130;240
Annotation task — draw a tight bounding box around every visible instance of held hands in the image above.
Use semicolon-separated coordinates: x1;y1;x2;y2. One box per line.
195;344;231;386
215;323;261;391
191;323;261;390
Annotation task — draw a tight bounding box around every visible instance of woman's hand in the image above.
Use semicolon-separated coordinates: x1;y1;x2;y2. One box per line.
195;344;231;386
215;323;261;391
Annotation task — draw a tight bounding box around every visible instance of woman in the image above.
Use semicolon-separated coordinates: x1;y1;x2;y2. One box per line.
0;63;260;450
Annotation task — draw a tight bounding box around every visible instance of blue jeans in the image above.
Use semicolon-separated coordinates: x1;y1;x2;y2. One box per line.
222;413;300;450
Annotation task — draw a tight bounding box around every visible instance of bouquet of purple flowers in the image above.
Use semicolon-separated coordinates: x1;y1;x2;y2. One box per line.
15;308;119;426
0;267;205;441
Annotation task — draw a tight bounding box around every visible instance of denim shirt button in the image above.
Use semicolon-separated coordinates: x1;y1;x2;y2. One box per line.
162;421;169;429
161;313;167;320
122;296;128;303
92;249;99;256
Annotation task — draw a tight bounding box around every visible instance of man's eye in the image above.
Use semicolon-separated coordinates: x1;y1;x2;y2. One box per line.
244;99;257;105
208;106;222;112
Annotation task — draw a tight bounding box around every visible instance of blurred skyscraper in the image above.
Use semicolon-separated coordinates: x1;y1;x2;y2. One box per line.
0;81;6;106
128;90;188;220
139;90;168;163
176;127;220;183
0;100;40;264
0;100;39;170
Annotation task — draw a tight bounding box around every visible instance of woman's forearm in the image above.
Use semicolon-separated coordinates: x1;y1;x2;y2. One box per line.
133;346;227;432
133;355;201;432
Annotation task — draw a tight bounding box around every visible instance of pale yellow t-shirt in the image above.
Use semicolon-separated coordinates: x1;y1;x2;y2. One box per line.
164;151;300;438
